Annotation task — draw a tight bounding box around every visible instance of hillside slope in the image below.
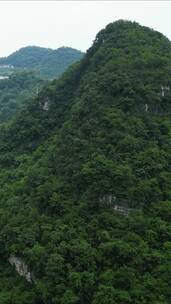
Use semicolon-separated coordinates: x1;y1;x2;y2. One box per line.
0;46;84;79
0;70;45;124
1;20;171;303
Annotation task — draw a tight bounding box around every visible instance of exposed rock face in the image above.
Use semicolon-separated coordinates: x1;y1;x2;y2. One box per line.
39;97;50;111
161;85;170;97
113;204;132;216
145;103;149;112
99;195;133;215
9;255;33;283
99;194;116;205
42;100;50;111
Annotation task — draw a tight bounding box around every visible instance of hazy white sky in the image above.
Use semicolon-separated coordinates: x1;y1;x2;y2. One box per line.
0;1;170;57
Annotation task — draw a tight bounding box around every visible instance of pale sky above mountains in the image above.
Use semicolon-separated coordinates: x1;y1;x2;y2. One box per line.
0;1;170;57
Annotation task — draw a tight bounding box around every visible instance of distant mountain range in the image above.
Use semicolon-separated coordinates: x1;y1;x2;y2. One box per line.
0;46;84;79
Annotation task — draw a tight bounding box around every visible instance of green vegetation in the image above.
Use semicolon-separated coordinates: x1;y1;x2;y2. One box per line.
0;46;84;79
0;46;83;123
0;70;45;124
0;20;171;303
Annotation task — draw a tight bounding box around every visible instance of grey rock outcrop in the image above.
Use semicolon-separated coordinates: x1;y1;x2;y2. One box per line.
9;255;33;283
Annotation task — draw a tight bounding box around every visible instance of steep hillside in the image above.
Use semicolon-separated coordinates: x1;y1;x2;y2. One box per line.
0;70;45;124
1;20;171;303
0;46;84;79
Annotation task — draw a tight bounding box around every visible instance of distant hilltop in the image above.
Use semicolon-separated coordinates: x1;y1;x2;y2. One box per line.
0;46;84;79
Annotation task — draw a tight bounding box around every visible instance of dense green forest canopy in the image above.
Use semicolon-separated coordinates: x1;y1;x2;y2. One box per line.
0;70;46;124
0;46;84;79
1;20;171;303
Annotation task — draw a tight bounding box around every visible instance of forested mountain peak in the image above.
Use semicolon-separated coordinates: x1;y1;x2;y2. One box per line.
1;20;171;303
90;19;171;53
77;19;171;114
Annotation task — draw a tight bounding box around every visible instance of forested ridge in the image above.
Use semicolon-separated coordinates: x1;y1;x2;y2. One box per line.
1;20;171;303
0;46;84;79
